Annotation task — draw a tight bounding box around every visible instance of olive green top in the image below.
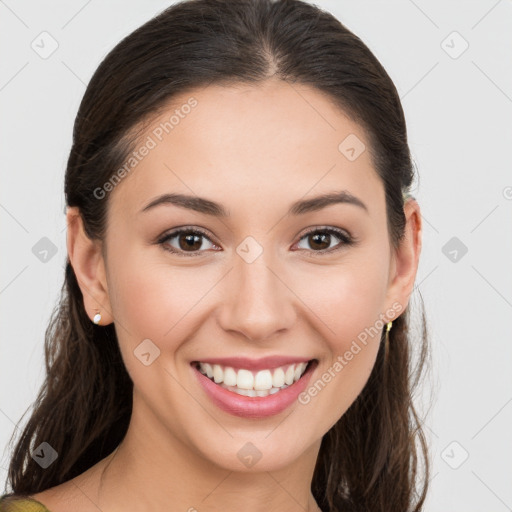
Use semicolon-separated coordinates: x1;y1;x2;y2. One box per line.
0;494;51;512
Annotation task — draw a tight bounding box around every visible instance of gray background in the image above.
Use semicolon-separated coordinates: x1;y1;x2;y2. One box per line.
1;1;511;510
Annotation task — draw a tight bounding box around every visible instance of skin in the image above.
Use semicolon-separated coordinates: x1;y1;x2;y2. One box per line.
31;78;422;512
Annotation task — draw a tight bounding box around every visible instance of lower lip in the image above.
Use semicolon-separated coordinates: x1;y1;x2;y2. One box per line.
192;361;317;419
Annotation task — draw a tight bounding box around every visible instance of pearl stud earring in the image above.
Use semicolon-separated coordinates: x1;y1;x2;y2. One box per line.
93;311;102;325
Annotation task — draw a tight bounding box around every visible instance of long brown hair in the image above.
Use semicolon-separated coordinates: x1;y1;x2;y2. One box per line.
3;1;432;510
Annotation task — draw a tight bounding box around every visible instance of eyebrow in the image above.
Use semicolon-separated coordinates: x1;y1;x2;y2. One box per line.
140;190;368;217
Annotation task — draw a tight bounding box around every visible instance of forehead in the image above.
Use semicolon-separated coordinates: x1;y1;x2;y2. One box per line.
107;79;383;220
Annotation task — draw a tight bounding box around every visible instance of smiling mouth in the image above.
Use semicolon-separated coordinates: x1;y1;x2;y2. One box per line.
191;359;317;397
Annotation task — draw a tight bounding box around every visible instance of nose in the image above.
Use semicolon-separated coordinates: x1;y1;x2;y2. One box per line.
217;252;296;343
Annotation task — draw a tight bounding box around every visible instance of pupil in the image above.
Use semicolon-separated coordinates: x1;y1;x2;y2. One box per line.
180;233;201;251
310;233;329;250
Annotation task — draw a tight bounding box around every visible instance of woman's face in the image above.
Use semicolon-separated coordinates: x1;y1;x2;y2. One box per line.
78;79;419;472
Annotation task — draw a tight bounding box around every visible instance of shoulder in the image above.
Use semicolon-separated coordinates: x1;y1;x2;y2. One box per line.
0;494;52;512
0;456;111;512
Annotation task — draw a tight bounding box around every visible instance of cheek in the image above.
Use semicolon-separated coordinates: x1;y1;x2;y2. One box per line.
296;252;389;399
304;257;389;348
106;253;218;403
292;268;388;433
107;247;219;345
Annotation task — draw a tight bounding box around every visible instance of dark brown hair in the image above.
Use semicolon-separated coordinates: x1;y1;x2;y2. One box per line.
3;1;431;510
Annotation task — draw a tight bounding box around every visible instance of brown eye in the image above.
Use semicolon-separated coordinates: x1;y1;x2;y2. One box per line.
158;228;219;256
295;227;354;254
177;232;203;251
307;232;331;250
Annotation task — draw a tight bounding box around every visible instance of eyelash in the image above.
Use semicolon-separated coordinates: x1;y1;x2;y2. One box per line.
156;226;355;257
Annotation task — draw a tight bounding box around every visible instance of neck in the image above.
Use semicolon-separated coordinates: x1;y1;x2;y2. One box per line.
94;398;323;512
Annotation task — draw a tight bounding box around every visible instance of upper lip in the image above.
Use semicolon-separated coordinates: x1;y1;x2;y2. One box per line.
191;355;315;371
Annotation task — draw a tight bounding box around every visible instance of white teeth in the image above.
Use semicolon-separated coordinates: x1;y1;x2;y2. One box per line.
254;370;273;391
223;366;237;387
196;361;311;392
219;383;290;397
294;362;307;381
237;369;254;390
203;362;213;379
213;364;223;384
272;367;285;388
284;365;295;385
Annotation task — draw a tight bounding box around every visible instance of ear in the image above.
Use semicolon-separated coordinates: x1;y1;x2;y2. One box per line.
384;198;423;320
66;206;113;325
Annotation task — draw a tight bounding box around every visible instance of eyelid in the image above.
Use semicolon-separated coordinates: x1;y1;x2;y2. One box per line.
295;225;352;240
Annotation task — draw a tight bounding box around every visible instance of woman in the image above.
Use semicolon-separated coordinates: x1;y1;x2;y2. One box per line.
1;0;430;510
